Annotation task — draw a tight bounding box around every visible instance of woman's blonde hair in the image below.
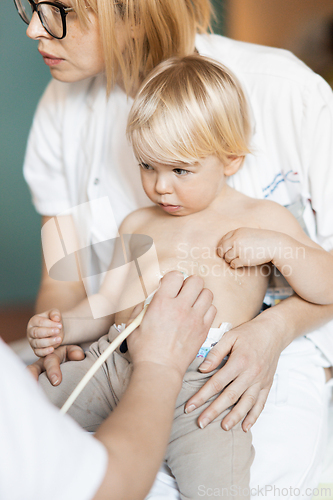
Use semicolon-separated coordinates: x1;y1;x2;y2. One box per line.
71;0;212;94
127;55;252;166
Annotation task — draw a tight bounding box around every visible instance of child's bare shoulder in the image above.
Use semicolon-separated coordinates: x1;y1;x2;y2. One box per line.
248;197;299;231
247;197;283;214
119;206;159;234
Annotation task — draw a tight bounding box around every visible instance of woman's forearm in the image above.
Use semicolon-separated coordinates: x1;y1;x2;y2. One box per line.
94;362;182;500
261;292;333;351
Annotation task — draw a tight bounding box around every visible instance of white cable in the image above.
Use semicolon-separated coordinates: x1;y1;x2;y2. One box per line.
60;305;148;415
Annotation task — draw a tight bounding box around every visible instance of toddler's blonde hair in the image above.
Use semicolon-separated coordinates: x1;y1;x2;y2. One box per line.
127;54;252;166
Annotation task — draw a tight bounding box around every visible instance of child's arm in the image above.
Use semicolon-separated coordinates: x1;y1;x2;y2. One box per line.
27;211;147;357
218;202;333;305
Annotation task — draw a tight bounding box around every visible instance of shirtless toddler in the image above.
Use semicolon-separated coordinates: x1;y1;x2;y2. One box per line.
28;55;333;500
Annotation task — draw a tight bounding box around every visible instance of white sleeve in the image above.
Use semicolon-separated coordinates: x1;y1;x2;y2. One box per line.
23;79;72;215
0;340;108;500
303;74;333;252
301;75;333;363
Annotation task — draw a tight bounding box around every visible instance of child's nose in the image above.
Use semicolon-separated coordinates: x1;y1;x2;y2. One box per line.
155;175;173;194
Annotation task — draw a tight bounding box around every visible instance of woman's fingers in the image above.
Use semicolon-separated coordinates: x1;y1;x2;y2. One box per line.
199;335;234;372
156;270;187;298
185;354;238;415
26;358;46;381
203;304;217;329
66;345;86;361
186;370;266;431
179;274;205;306
219;383;261;431
42;345;85;385
192;288;214;314
241;387;271;432
129;272;214;377
184;311;282;432
125;302;144;327
27;345;85;386
184;326;278;429
45;346;85;385
41;350;66;385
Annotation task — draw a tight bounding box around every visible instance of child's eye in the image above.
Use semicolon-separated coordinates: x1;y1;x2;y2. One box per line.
140;162;153;171
173;168;190;176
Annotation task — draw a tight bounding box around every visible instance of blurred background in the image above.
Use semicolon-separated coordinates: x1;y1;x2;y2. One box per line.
1;0;333;344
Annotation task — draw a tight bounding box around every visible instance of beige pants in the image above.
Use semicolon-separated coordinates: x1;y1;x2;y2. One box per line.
40;326;254;499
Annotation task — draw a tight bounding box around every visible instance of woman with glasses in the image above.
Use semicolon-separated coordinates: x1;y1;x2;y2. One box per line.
14;0;333;498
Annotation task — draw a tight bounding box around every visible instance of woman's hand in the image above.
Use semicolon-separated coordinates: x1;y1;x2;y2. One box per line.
27;309;64;357
184;308;286;432
27;345;85;386
128;272;216;380
218;227;280;268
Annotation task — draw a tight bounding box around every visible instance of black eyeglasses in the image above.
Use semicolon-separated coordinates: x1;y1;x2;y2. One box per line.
13;0;74;39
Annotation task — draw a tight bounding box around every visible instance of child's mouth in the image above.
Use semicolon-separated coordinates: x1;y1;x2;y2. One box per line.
159;203;181;213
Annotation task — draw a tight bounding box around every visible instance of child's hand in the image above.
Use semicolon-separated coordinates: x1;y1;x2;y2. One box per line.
217;227;279;268
27;309;64;357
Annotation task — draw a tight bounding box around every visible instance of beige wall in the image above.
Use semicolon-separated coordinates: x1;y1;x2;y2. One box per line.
226;0;333;49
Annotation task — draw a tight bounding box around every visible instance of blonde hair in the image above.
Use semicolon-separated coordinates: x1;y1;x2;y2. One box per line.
127;55;252;166
71;0;212;94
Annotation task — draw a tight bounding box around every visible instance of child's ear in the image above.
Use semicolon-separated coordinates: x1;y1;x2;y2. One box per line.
223;155;244;177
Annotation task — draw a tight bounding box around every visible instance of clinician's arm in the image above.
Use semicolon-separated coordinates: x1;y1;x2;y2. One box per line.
5;272;215;500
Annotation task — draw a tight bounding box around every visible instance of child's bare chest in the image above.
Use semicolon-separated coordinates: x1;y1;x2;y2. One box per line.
134;215;266;310
139;211;256;275
129;212;268;328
